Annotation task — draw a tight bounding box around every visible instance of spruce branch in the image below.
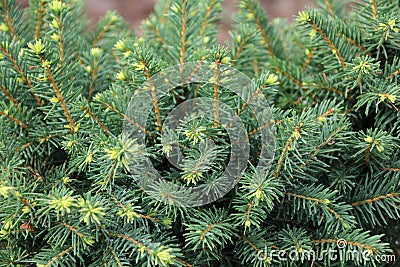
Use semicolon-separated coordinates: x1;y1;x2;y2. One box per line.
1;0;17;39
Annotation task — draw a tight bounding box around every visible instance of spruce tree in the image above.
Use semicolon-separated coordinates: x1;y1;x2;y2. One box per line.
0;0;399;266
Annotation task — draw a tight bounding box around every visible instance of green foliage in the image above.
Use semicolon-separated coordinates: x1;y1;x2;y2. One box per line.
0;0;399;266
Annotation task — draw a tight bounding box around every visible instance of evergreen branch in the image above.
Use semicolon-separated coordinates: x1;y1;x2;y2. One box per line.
233;33;249;64
213;64;220;127
246;2;274;57
379;27;392;49
179;0;187;65
318;107;335;119
17;141;34;152
323;0;335;17
109;233;148;250
200;223;216;241
87;64;98;101
313;82;345;96
143;60;162;132
60;222;84;238
231;119;283;146
13;190;31;207
300;91;319;105
285;192;327;204
103;160;119;188
301;125;345;167
245;203;253;224
109;245;123;267
237;88;262;116
276;24;288;55
147;23;167;45
273;122;304;179
381;167;400;172
0;45;42;105
252;59;260;75
0;111;28;129
55;15;65;64
302;48;315;71
388;101;398;112
34;1;45;39
199;0;216;36
371;0;377;20
1;0;17;39
248;119;284;139
176;258;193;267
102;251;107;267
100;101;149;134
41;56;75;133
313;238;378;252
16;133;62;152
341;34;367;52
184;61;203;86
325;206;345;224
144;0;171;45
271;66;303;87
364;142;372;166
44;246;74;267
185;153;213;184
242;235;267;260
286;190;352;230
351;193;400;206
80;106;109;133
110;194;162;223
110;233;190;266
343;107;353;114
26;165;45;182
110;194;126;209
386;68;400;79
182;61;203;98
306;19;347;69
91;20;113;48
0;85;19;106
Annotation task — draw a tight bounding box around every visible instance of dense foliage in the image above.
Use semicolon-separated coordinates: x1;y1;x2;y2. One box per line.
0;0;399;266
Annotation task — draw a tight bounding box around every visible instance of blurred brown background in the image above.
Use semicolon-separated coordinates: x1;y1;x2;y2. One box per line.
16;0;314;40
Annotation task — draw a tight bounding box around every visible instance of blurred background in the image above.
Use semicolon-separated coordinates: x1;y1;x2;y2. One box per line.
16;0;314;40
